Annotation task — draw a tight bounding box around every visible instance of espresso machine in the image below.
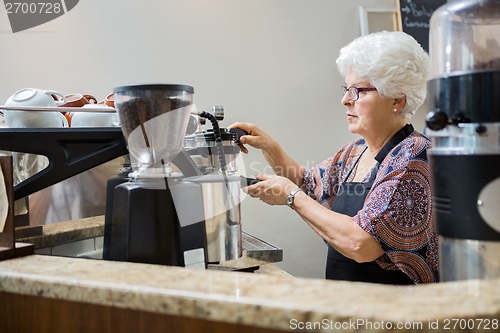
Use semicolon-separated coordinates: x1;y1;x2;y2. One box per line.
425;0;500;281
104;84;242;268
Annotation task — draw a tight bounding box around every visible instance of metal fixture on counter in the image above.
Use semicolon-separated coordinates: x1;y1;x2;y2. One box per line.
0;128;128;201
426;0;500;281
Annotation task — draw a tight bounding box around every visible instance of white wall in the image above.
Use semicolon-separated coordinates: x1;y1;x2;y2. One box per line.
1;0;426;279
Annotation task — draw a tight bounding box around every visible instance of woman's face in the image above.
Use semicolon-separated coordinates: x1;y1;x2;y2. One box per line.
342;70;396;138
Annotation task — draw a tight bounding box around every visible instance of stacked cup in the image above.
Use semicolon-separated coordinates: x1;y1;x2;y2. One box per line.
66;93;118;127
3;88;68;128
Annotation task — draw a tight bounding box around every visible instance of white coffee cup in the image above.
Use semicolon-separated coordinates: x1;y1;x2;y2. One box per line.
70;104;119;127
3;88;68;128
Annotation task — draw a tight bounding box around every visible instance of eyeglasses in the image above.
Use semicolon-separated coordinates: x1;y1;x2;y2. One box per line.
341;85;377;101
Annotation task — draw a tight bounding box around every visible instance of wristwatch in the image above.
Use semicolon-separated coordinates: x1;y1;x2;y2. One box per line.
286;187;301;209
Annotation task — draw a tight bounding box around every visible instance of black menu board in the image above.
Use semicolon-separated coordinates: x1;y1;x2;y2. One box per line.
398;0;447;53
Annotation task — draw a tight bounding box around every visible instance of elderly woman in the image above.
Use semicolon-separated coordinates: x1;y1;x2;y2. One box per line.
231;31;439;284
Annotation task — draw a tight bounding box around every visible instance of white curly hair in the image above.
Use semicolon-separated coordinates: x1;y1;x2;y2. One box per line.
336;31;430;119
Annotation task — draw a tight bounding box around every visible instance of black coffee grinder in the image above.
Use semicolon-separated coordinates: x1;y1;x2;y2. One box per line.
104;84;242;268
426;0;500;281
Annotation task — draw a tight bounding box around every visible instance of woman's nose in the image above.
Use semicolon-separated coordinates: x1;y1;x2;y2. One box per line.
341;92;352;105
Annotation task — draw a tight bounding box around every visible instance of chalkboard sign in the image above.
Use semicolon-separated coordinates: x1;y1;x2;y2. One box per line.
398;0;447;53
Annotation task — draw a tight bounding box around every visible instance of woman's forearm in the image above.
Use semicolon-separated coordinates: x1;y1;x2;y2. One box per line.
292;191;384;263
262;142;305;187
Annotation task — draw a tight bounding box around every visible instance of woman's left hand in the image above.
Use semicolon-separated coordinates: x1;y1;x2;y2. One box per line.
244;174;298;206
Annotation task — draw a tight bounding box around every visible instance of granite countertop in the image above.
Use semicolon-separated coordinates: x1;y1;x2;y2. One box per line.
17;216;105;249
5;217;500;332
1;255;499;332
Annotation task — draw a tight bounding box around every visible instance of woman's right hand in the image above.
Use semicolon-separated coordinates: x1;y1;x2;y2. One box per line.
229;122;304;184
228;122;278;154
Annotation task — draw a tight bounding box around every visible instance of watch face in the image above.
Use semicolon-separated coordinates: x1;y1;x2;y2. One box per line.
287;195;293;206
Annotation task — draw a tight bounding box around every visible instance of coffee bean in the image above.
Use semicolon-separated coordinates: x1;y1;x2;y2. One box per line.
116;96;192;138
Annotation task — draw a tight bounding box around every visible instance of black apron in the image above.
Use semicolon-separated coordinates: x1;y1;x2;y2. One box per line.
326;149;414;285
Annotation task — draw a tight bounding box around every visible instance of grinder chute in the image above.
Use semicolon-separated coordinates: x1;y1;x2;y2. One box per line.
426;0;500;281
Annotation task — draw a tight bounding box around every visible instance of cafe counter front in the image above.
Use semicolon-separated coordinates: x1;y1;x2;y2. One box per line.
0;217;499;333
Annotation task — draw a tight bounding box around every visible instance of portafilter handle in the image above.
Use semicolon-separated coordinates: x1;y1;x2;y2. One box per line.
239;176;260;187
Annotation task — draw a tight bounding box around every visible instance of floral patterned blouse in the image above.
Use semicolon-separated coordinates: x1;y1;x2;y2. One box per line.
303;124;440;283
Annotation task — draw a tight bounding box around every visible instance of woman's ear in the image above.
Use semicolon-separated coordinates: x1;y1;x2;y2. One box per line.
393;95;406;111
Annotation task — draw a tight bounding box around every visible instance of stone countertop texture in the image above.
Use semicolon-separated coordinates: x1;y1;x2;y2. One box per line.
1;254;499;333
17;216;104;249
